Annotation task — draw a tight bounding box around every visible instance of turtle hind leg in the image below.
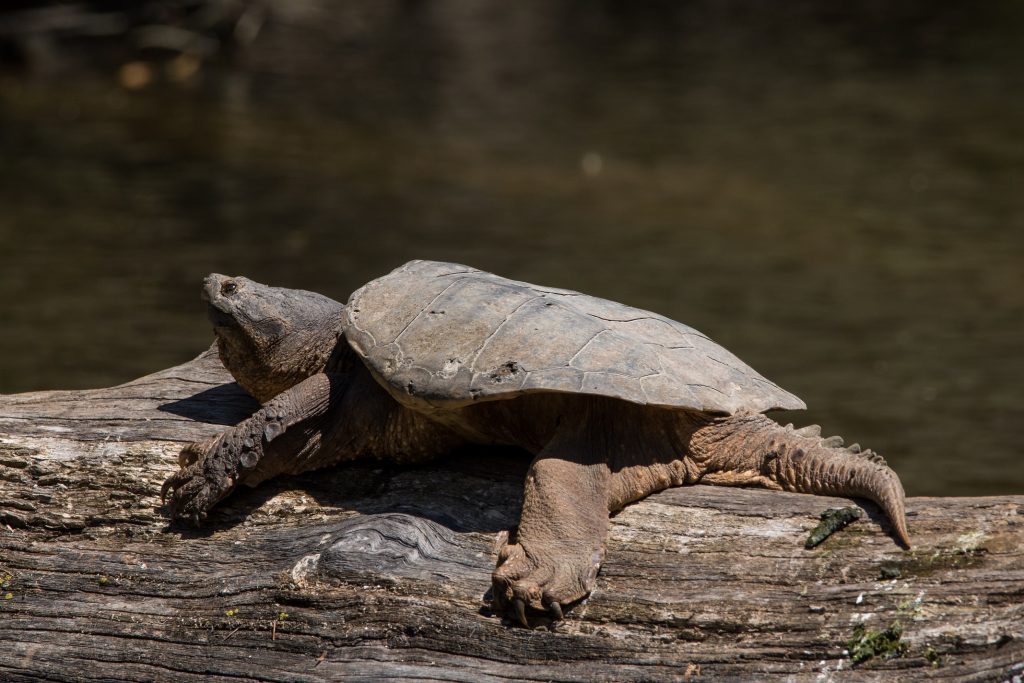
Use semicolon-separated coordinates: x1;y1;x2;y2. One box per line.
492;434;611;627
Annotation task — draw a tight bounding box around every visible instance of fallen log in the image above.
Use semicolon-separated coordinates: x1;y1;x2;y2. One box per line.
0;347;1021;682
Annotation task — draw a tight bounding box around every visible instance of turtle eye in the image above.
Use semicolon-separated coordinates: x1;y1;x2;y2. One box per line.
221;281;238;296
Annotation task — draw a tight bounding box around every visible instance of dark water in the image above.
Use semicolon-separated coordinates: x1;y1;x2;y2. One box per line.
1;2;1022;496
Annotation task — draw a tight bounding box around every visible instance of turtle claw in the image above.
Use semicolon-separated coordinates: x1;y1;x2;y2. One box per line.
161;432;246;525
160;469;189;503
513;598;528;628
493;539;602;628
160;477;174;503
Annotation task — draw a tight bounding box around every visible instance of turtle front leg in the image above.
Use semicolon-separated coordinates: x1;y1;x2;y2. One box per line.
162;372;342;524
492;439;611;626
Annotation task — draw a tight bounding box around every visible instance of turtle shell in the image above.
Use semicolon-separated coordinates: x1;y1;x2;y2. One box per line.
341;260;805;414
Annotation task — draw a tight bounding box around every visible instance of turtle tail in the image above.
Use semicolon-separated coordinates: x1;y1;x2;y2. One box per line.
765;423;911;548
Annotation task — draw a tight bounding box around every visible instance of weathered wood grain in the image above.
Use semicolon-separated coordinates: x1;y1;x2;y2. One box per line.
1;347;1022;682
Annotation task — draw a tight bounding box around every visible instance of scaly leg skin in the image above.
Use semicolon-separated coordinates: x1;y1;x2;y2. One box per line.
492;440;611;627
161;372;340;525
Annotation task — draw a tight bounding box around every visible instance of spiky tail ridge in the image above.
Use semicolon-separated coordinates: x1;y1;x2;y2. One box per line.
768;423;910;548
693;414;911;548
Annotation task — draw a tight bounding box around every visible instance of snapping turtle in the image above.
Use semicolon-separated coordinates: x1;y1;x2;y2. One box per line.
163;260;910;625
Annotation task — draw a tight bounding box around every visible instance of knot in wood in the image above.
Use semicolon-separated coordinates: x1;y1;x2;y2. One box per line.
318;513;490;586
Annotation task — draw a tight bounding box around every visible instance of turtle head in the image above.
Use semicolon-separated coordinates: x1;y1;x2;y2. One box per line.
202;274;346;403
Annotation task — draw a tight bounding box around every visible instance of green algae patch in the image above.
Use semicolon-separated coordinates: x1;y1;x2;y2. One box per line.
848;621;907;664
805;507;863;548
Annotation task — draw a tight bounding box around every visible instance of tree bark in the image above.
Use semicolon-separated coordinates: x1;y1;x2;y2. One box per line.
1;347;1021;682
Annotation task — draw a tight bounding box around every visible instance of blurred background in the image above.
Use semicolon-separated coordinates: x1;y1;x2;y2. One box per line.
0;1;1021;496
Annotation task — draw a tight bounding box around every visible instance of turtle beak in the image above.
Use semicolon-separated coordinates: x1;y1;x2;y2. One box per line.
202;274;226;304
202;274;239;329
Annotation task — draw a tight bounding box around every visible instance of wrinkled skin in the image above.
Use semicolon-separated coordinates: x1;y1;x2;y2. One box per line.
163;273;910;627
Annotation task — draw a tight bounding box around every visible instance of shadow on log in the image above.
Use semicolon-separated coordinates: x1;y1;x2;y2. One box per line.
1;346;1022;681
